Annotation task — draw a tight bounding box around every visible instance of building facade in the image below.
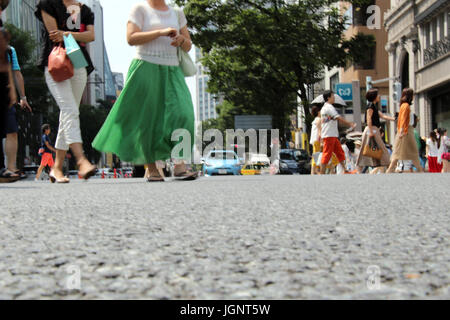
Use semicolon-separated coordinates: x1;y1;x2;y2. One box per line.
112;72;124;97
195;47;221;125
385;0;450;140
3;0;42;59
83;0;105;106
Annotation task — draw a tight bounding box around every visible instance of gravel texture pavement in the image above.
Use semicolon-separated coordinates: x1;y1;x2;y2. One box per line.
0;174;449;299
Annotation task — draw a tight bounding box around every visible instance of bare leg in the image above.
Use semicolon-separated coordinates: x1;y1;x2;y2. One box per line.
52;149;67;180
412;159;423;173
319;163;326;175
339;161;346;174
70;143;96;178
5;133;18;172
147;163;164;179
386;159;398;173
35;165;45;180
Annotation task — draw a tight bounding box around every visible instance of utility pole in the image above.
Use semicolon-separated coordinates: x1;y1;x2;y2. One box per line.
352;80;362;132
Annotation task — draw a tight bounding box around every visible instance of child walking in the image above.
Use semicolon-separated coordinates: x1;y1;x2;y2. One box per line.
35;124;57;181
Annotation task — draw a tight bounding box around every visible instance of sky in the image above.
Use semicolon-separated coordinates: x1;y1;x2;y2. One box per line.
98;0;196;101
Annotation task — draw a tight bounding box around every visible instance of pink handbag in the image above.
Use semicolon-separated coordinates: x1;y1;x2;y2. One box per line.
48;44;74;82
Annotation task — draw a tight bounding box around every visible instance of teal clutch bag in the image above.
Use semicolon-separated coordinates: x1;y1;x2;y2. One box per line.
63;34;88;69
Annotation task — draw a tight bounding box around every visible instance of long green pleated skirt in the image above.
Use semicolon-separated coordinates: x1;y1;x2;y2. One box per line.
92;59;195;165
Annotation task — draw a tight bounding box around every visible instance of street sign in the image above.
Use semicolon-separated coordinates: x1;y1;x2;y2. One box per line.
335;83;353;101
393;81;402;103
366;76;372;91
381;95;388;113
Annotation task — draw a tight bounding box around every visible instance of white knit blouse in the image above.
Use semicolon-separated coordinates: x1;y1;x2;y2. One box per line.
128;3;187;66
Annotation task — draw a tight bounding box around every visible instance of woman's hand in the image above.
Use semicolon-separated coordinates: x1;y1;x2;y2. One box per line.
160;27;177;38
49;30;64;43
170;34;186;47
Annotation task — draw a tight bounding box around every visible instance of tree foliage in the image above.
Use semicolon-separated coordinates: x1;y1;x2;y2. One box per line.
176;0;375;135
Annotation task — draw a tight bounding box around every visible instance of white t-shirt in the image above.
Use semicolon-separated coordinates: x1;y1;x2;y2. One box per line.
320;103;340;138
128;3;187;66
310;117;321;144
426;138;440;157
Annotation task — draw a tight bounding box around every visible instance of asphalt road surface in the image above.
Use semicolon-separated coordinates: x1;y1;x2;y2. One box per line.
0;174;449;299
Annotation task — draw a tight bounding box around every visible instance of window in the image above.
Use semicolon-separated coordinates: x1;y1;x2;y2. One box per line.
352;1;375;26
344;5;353;29
448;12;450;37
355;42;376;70
209;151;238;160
438;13;445;41
425;22;431;48
330;73;339;92
432;19;437;44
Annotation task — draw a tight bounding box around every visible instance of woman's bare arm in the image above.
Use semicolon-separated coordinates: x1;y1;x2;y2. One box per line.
127;22;176;46
379;111;395;121
179;25;192;52
41;10;59;35
67;25;95;43
41;10;95;43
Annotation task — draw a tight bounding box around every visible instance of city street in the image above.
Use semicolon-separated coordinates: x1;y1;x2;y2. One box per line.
0;174;449;299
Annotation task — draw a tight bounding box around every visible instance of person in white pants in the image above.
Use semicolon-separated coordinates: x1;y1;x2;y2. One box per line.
36;0;97;183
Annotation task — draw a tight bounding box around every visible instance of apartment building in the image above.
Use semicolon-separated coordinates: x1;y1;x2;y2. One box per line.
385;0;450;139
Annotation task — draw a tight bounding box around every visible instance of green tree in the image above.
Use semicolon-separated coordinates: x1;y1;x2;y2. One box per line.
176;0;374;136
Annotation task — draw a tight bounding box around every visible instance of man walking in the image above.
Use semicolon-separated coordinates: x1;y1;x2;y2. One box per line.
4;44;32;179
319;90;356;175
0;0;19;183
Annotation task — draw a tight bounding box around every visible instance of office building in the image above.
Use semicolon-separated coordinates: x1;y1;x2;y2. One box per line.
195;47;222;124
385;0;450;139
83;0;105;106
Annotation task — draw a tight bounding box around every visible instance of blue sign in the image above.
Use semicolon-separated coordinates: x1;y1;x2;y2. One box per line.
335;83;353;101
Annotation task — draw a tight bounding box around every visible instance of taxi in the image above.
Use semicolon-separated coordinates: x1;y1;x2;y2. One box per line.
241;162;270;175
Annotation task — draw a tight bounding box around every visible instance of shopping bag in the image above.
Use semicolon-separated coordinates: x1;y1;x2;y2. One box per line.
48;44;74;82
362;138;382;160
63;34;88;69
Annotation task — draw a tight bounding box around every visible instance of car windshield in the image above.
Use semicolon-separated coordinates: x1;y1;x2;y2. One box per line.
293;150;305;160
280;152;294;160
208;151;237;160
280;150;306;161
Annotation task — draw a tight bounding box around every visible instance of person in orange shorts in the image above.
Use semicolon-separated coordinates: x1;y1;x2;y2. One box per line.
319;90;356;175
36;124;56;181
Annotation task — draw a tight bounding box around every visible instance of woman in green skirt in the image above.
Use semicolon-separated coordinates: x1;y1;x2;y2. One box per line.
92;0;196;182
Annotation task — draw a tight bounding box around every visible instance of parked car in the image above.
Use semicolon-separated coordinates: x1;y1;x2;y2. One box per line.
202;150;242;176
279;149;311;174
